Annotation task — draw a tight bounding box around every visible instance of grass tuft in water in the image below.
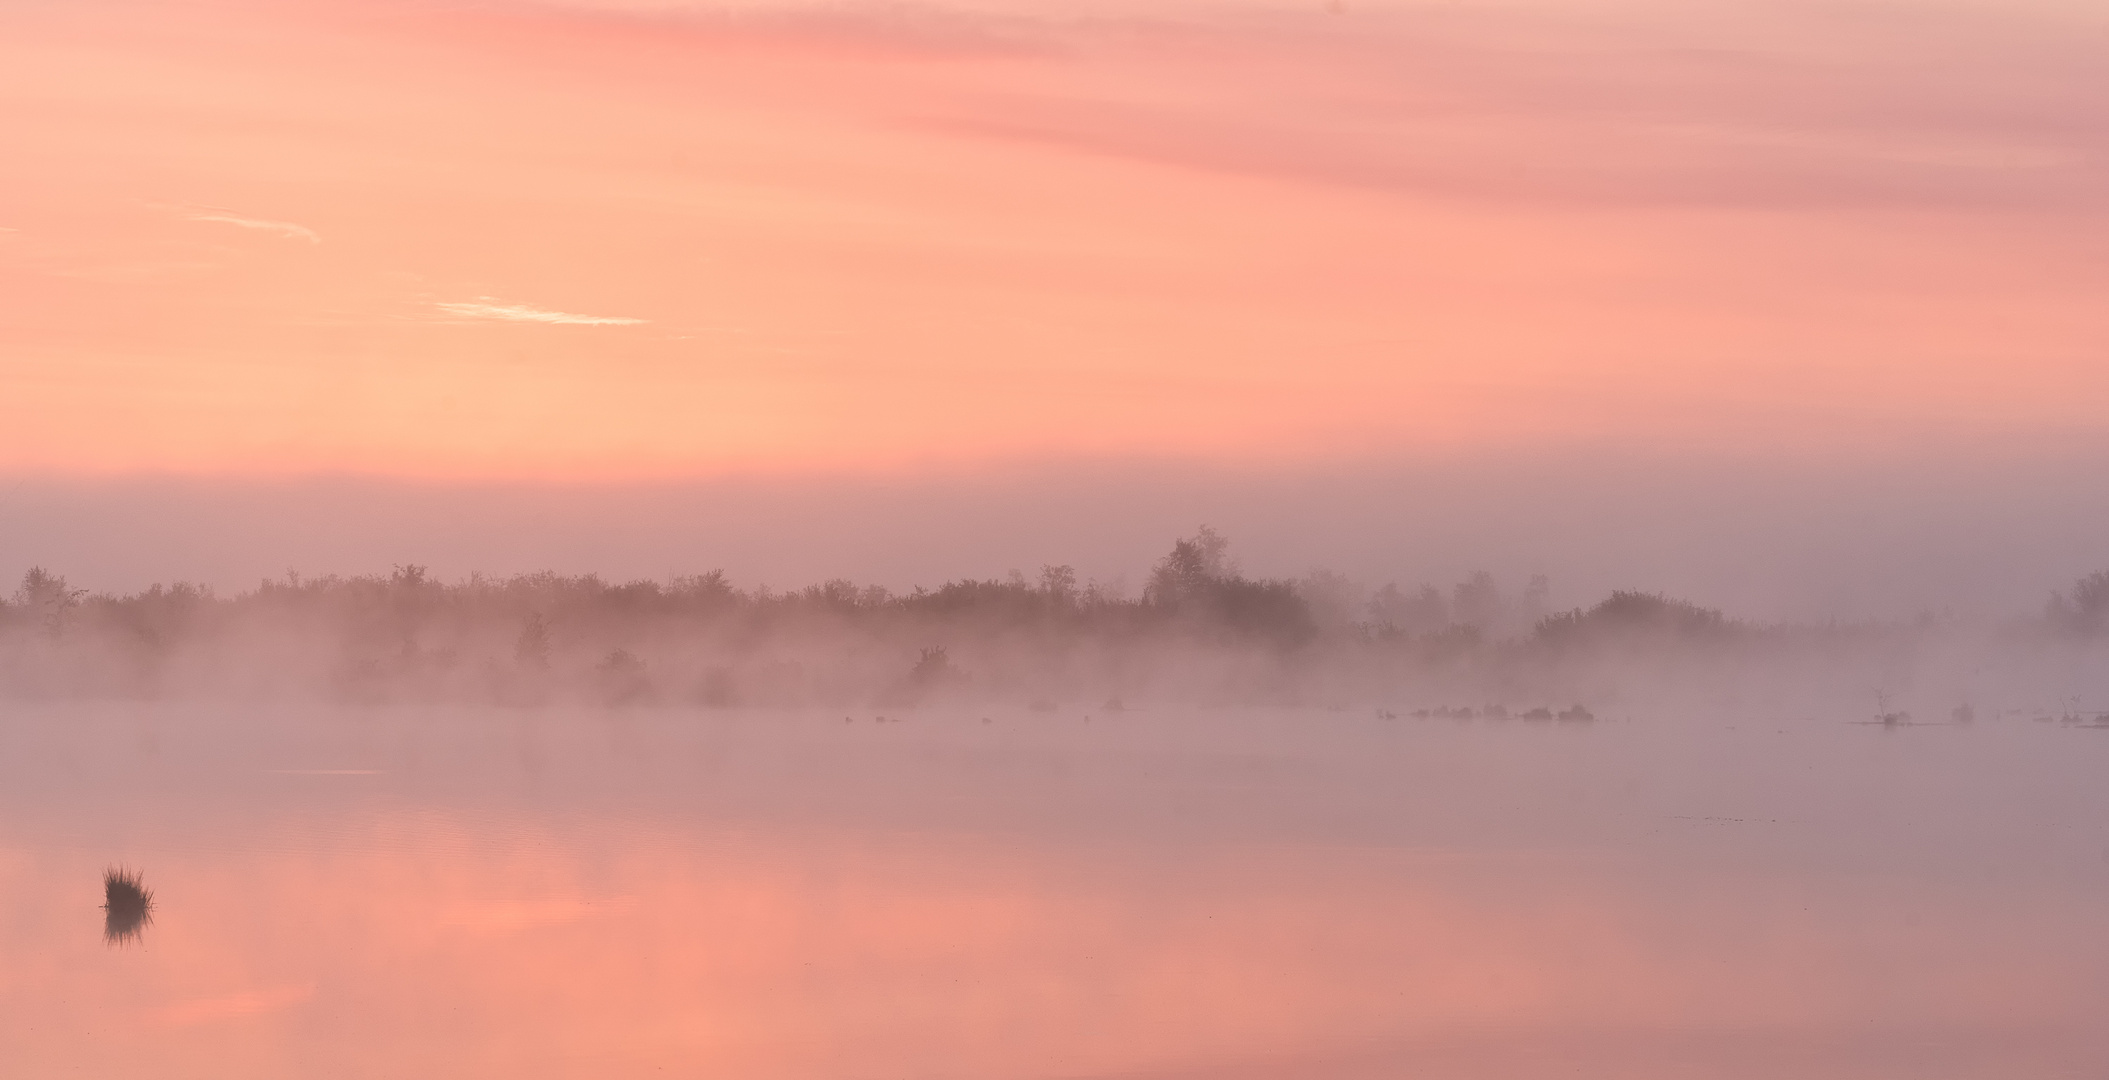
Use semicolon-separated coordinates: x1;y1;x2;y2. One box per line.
103;866;154;944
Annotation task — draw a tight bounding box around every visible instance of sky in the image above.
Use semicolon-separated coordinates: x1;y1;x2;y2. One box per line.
1;0;2105;611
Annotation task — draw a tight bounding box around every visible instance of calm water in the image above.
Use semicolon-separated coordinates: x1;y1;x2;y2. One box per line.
4;702;2108;1078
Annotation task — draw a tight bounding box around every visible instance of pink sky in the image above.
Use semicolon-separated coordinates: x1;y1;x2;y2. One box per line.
3;0;2105;479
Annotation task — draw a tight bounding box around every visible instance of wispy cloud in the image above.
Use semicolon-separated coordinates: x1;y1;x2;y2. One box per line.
913;3;2109;213
435;298;648;325
183;208;321;243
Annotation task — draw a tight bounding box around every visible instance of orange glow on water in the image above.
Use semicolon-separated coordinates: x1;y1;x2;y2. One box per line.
8;814;2101;1078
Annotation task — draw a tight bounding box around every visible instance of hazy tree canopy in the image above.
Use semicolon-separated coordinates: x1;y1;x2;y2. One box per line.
13;567;86;639
2;538;2099;706
514;612;551;671
1039;564;1078;602
1452;571;1503;632
1534;591;1736;645
1144;527;1314;644
1296;569;1364;631
1144;525;1233;607
2048;570;2109;636
1369;583;1450;635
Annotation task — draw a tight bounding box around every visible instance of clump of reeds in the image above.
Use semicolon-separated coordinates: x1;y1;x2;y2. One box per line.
103;866;154;944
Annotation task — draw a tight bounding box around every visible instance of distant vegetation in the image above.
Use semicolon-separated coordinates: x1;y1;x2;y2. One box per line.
1;531;2103;711
1532;591;1738;645
2047;570;2109;637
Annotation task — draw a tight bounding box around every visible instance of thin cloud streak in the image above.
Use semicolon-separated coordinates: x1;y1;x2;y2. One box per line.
182;209;322;243
435;299;648;325
429;1;2109;213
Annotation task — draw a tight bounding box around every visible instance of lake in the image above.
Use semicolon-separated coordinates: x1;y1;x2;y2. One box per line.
4;702;2107;1077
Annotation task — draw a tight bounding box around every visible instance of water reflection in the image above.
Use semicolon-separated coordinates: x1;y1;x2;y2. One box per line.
4;704;2109;1078
102;866;153;945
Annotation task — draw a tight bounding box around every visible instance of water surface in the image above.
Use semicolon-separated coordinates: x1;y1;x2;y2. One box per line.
4;703;2107;1078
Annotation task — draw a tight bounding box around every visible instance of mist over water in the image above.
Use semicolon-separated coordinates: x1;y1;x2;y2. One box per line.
9;476;2109;1076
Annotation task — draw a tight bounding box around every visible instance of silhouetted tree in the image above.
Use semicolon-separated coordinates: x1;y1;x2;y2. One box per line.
1144;528;1313;644
1145;525;1232;608
1039;564;1078;605
14;568;85;639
